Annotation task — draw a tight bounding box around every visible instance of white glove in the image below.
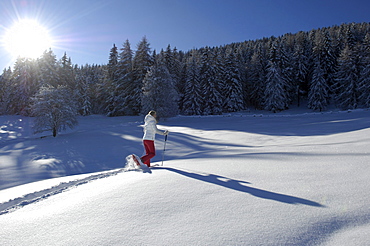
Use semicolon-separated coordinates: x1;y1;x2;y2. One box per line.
164;130;169;135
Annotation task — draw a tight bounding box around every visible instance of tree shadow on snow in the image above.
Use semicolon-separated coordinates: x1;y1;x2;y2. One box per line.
158;131;257;161
155;167;325;207
164;111;370;137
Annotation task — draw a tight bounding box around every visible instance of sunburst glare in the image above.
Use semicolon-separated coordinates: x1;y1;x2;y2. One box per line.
2;19;53;59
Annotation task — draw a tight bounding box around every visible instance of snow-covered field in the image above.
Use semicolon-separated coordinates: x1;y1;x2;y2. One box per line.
1;108;369;245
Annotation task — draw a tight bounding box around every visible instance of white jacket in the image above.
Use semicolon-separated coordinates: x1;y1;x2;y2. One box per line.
142;115;166;140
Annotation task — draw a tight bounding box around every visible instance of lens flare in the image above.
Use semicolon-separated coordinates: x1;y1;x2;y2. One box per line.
3;19;53;59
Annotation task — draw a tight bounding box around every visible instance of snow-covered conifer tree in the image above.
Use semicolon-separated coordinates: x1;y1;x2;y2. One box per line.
106;40;134;116
107;44;118;80
199;47;222;115
264;41;289;112
0;68;13;114
182;51;202;115
117;39;135;115
277;36;294;101
309;30;336;110
105;44;120;115
59;52;74;90
163;45;181;85
248;42;268;109
264;61;289;112
10;57;38;115
359;64;370;108
334;45;360;109
141;51;178;118
222;47;244;112
358;33;370;107
132;36;153;115
313;30;337;88
74;66;92;116
308;64;330;111
332;24;364;110
292;32;311;106
38;49;60;88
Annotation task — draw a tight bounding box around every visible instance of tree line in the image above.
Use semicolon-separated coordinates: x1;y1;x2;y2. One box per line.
0;22;369;135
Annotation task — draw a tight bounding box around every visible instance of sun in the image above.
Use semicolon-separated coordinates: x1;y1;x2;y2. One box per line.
3;19;53;59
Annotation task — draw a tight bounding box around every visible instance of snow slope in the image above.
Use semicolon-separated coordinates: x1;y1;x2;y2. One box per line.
0;109;370;245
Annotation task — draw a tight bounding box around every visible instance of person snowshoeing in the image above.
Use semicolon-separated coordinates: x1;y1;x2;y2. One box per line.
140;110;168;167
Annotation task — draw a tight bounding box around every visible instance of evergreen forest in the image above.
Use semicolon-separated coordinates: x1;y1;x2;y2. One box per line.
1;22;370;121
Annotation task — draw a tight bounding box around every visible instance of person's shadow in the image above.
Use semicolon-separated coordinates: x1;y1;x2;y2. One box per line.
154;167;324;207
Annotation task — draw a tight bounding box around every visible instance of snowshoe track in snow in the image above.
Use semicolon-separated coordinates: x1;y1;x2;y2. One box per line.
0;155;152;215
0;169;126;215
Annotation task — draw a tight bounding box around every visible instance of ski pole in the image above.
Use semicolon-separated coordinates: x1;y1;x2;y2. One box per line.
161;134;168;166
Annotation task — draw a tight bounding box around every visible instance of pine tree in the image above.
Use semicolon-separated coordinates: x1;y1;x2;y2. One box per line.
10;57;38;115
117;39;135;115
333;24;364;109
264;61;289;112
313;30;337;88
132;36;153;115
248;42;268;109
163;45;180;82
59;52;74;90
222;47;244;112
163;45;184;112
32;85;78;137
277;36;294;103
107;44;118;80
322;31;338;87
38;49;60;87
141;52;178;118
292;32;311;106
73;64;106;115
358;33;370;107
74;66;92;116
106;40;134;116
334;45;360;109
343;23;357;50
214;48;227;109
88;65;106;114
264;40;289;112
182;51;202;115
233;43;248;107
0;68;13;114
308;64;330;111
309;30;336;110
172;47;183;91
359;64;370;108
199;47;222;115
105;44;120;115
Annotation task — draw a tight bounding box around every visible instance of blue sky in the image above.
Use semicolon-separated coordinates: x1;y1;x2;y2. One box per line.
1;0;370;70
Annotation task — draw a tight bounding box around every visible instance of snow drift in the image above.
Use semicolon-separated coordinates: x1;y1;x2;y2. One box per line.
0;109;369;245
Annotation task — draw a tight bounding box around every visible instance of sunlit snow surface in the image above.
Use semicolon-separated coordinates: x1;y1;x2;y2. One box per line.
0;109;369;245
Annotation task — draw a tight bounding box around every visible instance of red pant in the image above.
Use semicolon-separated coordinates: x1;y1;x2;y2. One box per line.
141;140;155;167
